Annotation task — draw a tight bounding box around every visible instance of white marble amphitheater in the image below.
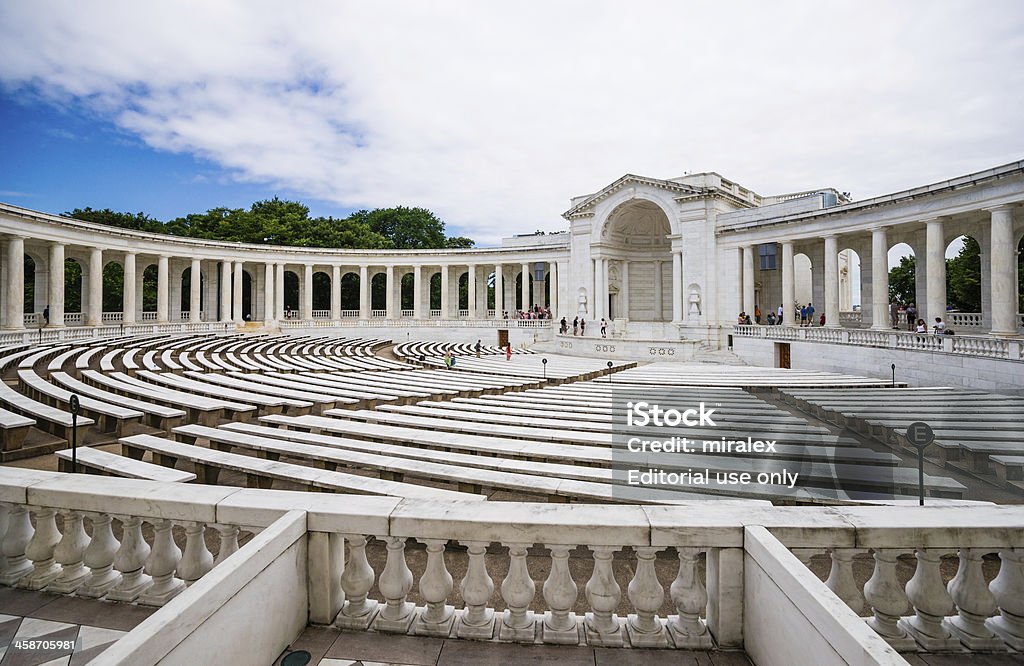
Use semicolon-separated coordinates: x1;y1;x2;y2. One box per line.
0;160;1021;665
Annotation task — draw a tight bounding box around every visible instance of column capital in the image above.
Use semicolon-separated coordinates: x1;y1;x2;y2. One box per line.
983;203;1016;214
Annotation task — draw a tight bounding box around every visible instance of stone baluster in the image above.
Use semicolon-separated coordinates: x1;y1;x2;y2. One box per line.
456;540;494;639
585;545;623;646
213;524;240;566
76;514;121;597
826;548;864;611
178;523;214;585
107;516;152;602
499;542;536;641
0;505;34;585
47;511;90;593
669;547;712;648
944;548;1004;650
987;548;1024;650
863;549;915;650
414;538;454;636
17;508;61;590
139;519;185;605
626;546;669;647
542;544;579;644
898;548;958;650
336;535;379;630
371;536;415;633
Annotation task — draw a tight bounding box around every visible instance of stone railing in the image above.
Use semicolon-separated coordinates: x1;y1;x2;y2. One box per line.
429;308;442;318
64;312;84;326
341;309;360;318
0;321;236;346
176;311;207;322
23;313;40;327
1;469;1022;664
371;309;387;318
141;311;158;322
102;311;123;323
281;318;554;330
311;310;330;319
458;309;470;317
839;310;862;326
733;325;1024;361
401;309;415;318
949;312;984;328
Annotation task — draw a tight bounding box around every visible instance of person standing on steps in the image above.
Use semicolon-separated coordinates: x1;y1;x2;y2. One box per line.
580;318;586;336
505;342;512;361
600;318;607;338
475;339;481;358
572;317;579;336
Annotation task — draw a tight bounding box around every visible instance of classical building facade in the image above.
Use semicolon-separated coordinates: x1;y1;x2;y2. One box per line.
1;160;1022;344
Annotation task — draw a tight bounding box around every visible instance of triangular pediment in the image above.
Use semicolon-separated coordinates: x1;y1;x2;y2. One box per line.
562;174;703;219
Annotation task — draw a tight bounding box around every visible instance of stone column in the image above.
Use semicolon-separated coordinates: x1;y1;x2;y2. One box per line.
741;246;754;318
331;265;341;320
520;263;529;312
673;251;684;323
156;255;169;324
602;259;611;321
4;237;25;329
264;263;275;323
989;205;1017;336
493;264;503;318
620;260;629;320
440;265;449;318
122;253;137;324
413;265;423;319
47;242;65;327
189;259;202;322
275;263;286;320
219;261;231;323
87;247;103;326
925;218;946;324
233;261;244;323
549;262;558;315
359;265;369;318
824;235;840;327
468;265;477;318
385;265;396;319
300;264;311;320
870;229;889;330
591;259;599;321
782;241;795;326
654;261;664;321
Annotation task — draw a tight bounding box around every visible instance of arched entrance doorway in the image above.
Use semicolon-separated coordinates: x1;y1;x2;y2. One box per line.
597;199;673;322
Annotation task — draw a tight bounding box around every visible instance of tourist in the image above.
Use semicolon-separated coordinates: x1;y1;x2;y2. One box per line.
799;305;808;326
600;318;607;338
738;312;746;325
443;351;452;369
754;305;761;324
559;316;567;334
767;312;776;325
580;319;586;335
505;342;512;361
475;339;481;358
806;302;815;326
890;300;900;328
933;317;945;334
573;317;579;335
43;305;49;324
906;303;917;330
777;303;784;323
915;318;927;333
819;313;826;327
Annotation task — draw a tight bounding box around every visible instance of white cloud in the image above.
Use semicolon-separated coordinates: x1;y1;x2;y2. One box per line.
1;0;1023;245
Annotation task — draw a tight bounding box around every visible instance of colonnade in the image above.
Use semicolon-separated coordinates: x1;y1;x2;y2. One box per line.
0;240;561;329
736;205;1022;336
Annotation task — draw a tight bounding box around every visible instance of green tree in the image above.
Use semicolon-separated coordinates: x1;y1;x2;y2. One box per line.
66;208;164;233
945;237;981;311
360;207;447;249
888;255;916;305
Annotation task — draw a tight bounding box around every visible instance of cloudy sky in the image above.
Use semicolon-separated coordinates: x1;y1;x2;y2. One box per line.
1;1;1022;246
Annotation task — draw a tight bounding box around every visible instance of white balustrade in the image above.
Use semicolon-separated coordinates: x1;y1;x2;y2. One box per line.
429;309;442;318
141;311;158;322
400;309;414;318
1;472;1023;656
457;309;470;318
311;309;330;319
370;309;387;318
64;312;84;326
101;312;123;323
340;309;360;318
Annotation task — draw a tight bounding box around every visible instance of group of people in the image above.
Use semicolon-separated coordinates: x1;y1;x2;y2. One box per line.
514;305;552;319
739;303;823;327
558;316;609;337
889;301;954;334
